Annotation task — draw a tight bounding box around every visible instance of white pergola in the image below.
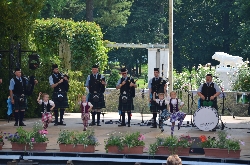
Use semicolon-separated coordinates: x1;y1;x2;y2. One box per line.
105;43;172;89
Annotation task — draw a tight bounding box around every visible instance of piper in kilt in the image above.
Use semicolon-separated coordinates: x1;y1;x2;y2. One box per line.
116;68;137;127
9;68;38;126
37;92;55;129
85;65;106;126
49;64;69;126
148;68;167;128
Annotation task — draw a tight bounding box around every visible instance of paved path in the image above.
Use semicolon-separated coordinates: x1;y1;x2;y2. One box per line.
0;113;249;160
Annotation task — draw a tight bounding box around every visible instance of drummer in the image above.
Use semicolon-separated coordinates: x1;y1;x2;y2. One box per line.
197;74;221;110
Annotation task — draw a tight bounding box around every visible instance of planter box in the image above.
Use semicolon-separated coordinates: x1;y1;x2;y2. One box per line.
204;148;241;158
59;144;95;153
155;147;190;156
11;142;47;151
106;146;144;154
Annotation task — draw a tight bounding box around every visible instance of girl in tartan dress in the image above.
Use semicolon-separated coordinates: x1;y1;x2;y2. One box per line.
78;95;93;131
37;92;55;129
168;91;186;136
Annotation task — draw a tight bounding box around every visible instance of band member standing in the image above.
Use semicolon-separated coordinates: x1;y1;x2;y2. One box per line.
49;64;69;126
116;68;137;127
85;65;106;126
148;68;167;128
9;68;38;126
197;74;221;110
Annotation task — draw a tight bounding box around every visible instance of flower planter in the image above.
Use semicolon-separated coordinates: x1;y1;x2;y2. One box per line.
59;144;95;153
11;142;47;151
106;146;144;154
204;148;241;158
155;147;190;156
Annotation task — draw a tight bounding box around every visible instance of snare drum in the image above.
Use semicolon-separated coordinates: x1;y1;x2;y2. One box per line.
193;106;219;131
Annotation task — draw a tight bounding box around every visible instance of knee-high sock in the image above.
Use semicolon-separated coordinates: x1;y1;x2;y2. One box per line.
127;112;131;124
19;111;24;123
14;111;19;123
60;109;64;123
83;120;88;127
91;111;96;124
121;111;125;124
171;125;175;135
96;112;101;124
54;109;58;123
153;113;157;125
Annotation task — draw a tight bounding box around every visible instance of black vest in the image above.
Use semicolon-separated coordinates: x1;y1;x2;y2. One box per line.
52;73;67;92
201;83;216;100
13;77;26;95
120;77;135;97
151;77;166;94
169;98;179;113
89;74;105;93
157;100;167;110
41;101;51;113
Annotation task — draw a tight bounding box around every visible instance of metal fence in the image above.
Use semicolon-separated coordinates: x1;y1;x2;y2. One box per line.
103;89;250;117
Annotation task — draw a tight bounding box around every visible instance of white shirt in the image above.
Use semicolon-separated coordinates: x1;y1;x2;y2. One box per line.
38;100;55;106
155;99;168;106
167;98;184;106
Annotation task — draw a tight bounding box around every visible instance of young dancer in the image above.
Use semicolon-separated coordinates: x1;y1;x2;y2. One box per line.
78;95;93;131
37;92;55;129
153;92;171;132
168;91;186;136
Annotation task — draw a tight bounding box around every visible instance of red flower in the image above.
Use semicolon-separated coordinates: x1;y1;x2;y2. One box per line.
200;135;207;142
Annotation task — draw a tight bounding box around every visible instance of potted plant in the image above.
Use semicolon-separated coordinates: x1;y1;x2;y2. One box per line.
104;132;145;154
200;131;244;158
149;135;192;156
57;129;99;152
5;122;48;151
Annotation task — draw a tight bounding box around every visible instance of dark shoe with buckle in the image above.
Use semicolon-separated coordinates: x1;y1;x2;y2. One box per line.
14;122;18;126
19;122;26;126
118;123;126;127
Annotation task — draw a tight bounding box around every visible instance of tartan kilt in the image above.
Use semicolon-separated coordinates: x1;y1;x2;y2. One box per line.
170;111;186;123
52;92;69;109
13;95;27;110
118;95;134;111
81;112;90;120
88;93;106;109
42;112;52;122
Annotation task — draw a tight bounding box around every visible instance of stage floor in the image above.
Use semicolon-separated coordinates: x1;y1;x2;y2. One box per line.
0;112;249;160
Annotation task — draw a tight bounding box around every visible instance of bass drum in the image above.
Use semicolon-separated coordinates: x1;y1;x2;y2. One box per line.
193;106;219;131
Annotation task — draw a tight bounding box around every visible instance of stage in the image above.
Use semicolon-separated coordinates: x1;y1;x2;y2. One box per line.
0;112;250;165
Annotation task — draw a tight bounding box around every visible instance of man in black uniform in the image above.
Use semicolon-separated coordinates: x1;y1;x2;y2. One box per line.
85;65;106;126
148;68;167;128
9;68;38;126
49;64;69;126
116;68;137;127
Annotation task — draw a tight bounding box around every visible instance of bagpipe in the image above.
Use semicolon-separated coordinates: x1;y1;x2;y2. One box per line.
23;75;36;96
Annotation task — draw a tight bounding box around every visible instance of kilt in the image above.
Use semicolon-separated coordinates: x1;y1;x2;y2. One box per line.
88;93;105;109
81;112;90;120
42;112;52;122
170;111;186;123
118;95;134;111
13;95;27;110
52;92;69;109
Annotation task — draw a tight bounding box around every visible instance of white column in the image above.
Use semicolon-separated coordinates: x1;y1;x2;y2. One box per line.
160;49;169;79
169;0;173;91
147;48;158;81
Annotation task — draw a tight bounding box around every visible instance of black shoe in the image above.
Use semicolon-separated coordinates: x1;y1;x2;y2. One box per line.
128;123;130;127
19;122;26;126
97;123;101;126
14;122;18;126
150;125;157;128
118;123;126;127
54;123;58;126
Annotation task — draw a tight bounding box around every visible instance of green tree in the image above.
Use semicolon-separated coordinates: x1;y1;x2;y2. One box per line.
106;69;120;88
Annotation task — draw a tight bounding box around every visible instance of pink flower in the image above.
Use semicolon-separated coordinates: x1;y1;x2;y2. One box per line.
138;134;145;141
226;135;231;139
144;147;148;151
239;140;245;146
31;138;35;142
39;130;48;135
